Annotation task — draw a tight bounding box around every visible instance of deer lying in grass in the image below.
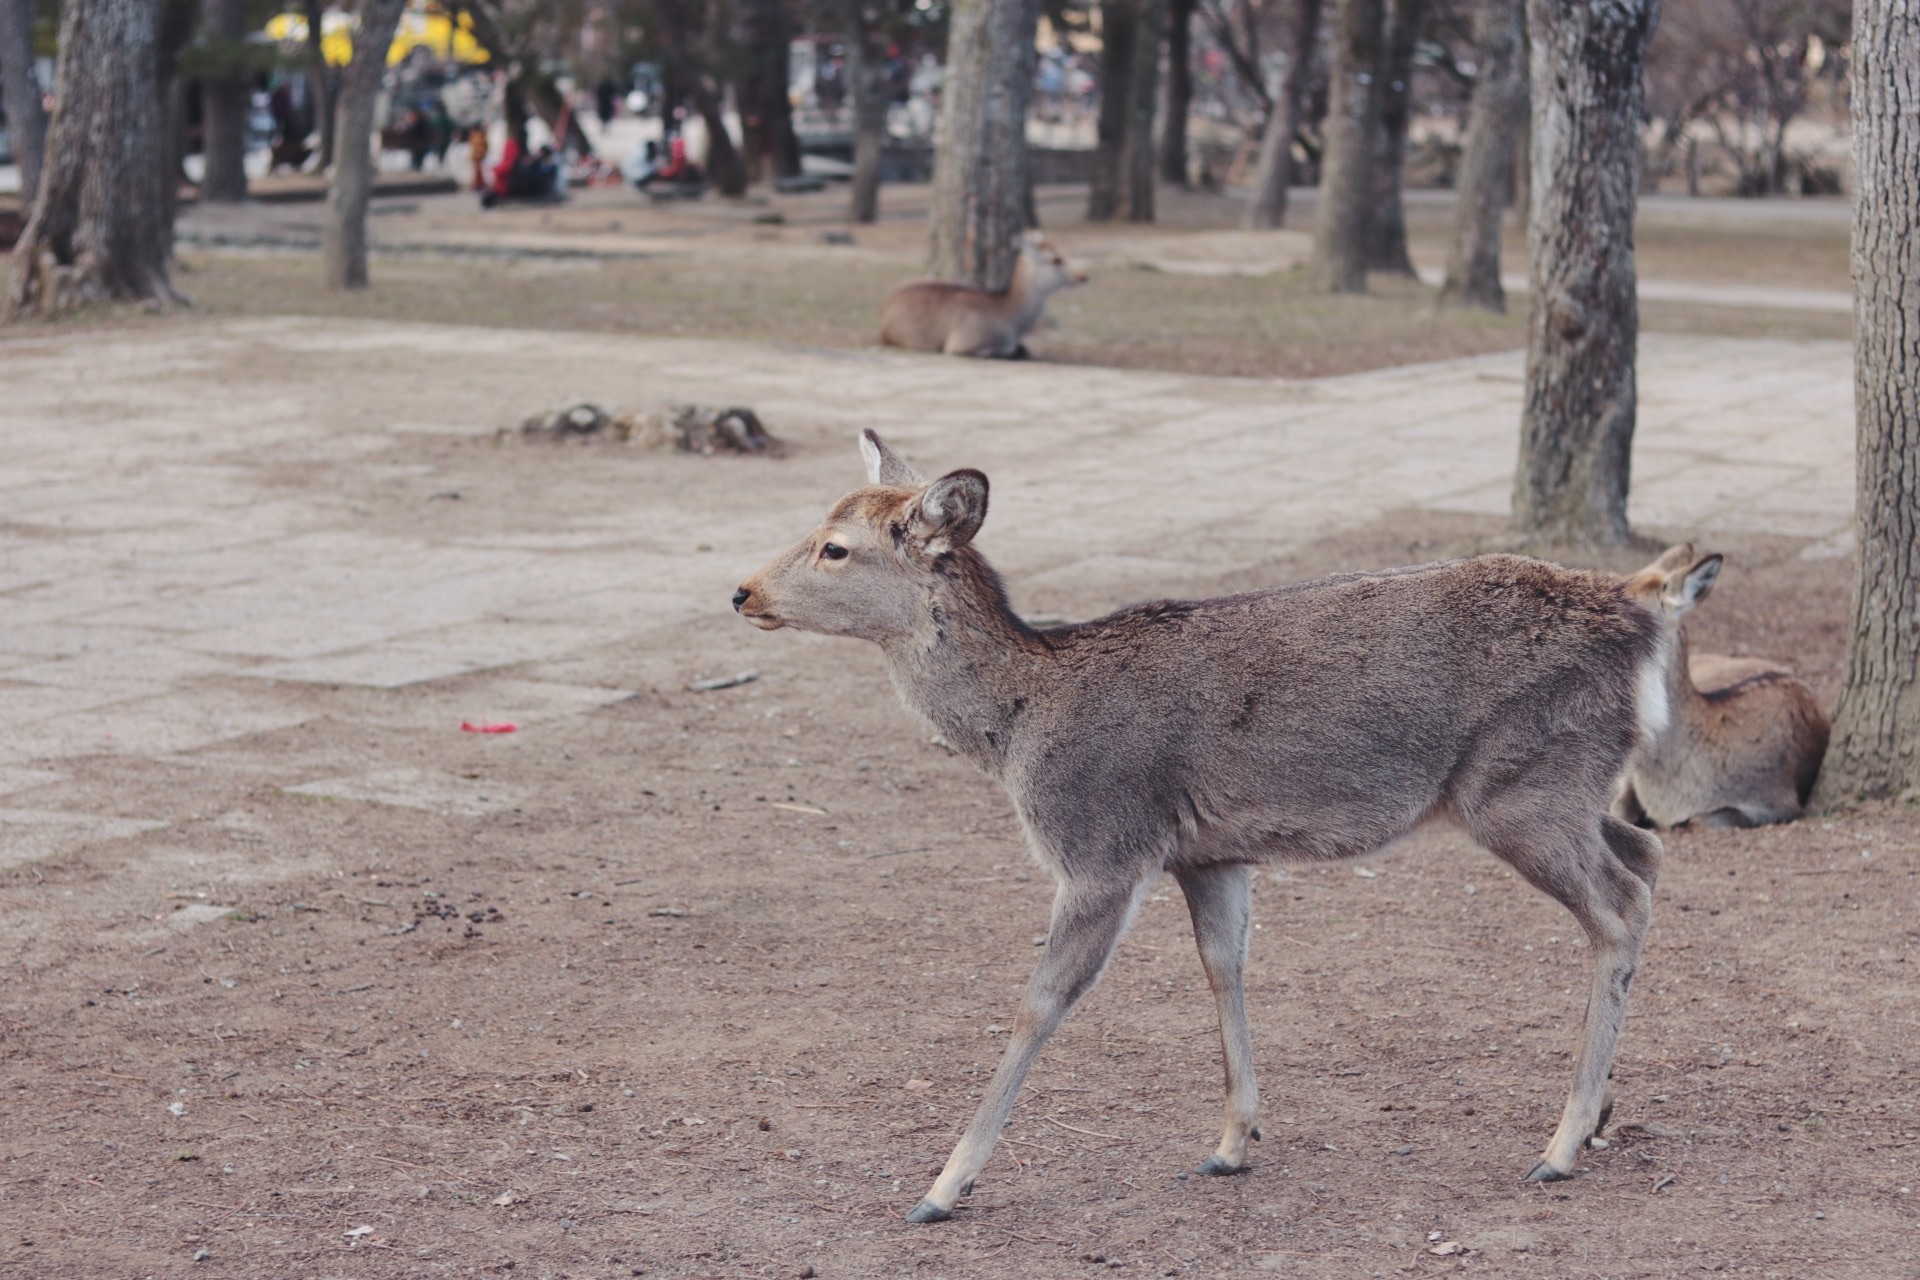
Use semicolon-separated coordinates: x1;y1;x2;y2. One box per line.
1614;545;1829;828
879;232;1086;358
732;432;1674;1223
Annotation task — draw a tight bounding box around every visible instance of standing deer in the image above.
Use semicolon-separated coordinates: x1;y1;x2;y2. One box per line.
732;432;1671;1223
878;232;1086;358
1614;545;1829;828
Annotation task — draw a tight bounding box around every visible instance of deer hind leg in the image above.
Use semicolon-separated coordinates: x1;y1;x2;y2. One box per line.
1470;803;1659;1182
906;876;1149;1224
1174;863;1260;1175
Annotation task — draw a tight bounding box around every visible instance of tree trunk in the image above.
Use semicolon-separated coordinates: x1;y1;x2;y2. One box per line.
689;79;746;195
928;0;1041;287
846;2;887;223
1160;0;1194;187
322;0;406;290
739;0;801;183
1439;0;1523;311
1088;0;1163;222
199;0;248;202
1510;0;1657;547
303;0;333;169
1812;0;1920;804
7;0;181;317
1244;0;1323;230
0;0;48;205
1310;0;1385;291
1366;0;1425;274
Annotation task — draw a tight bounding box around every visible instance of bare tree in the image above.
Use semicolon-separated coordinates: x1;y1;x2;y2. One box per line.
1439;0;1523;311
1813;0;1919;804
0;0;48;205
198;0;249;203
302;0;335;169
928;0;1041;286
322;0;408;290
1089;0;1167;221
1511;0;1657;546
846;0;888;222
8;0;184;317
1311;0;1385;290
1645;0;1849;195
1366;0;1427;274
1244;0;1324;229
1161;0;1196;185
739;0;801;184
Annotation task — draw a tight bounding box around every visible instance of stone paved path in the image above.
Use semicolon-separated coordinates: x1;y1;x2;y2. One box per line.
0;318;1853;865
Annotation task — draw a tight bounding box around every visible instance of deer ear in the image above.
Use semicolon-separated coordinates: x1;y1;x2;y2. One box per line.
860;429;923;487
1649;542;1695;574
910;469;989;555
1663;554;1722;616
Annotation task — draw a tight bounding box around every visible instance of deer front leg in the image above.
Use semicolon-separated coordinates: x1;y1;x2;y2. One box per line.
906;878;1148;1223
1175;864;1260;1175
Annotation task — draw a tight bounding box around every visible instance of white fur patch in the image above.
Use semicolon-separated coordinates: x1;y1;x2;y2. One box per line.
1636;638;1672;742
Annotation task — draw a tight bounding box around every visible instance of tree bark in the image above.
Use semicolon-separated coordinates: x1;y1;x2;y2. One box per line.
1439;0;1523;311
928;0;1041;287
322;0;406;290
1244;0;1323;230
1310;0;1385;290
739;0;801;184
846;1;887;223
1160;0;1194;186
8;0;181;317
1088;0;1164;222
1510;0;1657;547
0;0;48;205
1813;0;1920;804
1366;0;1425;274
199;0;248;202
303;0;333;169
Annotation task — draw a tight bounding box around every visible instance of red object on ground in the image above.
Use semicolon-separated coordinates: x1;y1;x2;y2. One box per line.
460;721;517;734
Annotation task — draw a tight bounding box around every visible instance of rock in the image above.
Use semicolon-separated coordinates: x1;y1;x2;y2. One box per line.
634;404;784;456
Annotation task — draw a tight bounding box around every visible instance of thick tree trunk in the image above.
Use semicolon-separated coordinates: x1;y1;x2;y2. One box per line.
322;0;406;290
1244;0;1323;230
0;0;48;205
846;4;886;223
8;0;181;317
739;0;801;183
1813;0;1920;804
199;0;248;203
689;80;746;195
303;0;334;169
1310;0;1385;291
1510;0;1657;547
1088;0;1164;222
928;0;1041;287
1366;0;1426;274
1160;0;1194;187
1439;0;1523;311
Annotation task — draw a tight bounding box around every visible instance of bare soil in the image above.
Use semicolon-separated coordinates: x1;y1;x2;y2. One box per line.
3;443;1914;1280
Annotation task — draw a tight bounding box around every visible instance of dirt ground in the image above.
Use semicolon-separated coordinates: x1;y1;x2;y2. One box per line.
154;183;1852;382
1;428;1914;1280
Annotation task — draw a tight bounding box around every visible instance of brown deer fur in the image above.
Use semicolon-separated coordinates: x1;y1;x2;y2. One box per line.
878;232;1086;358
733;432;1671;1223
1615;546;1829;828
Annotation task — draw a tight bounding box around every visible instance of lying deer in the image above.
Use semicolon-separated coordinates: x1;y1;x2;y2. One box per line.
1614;545;1828;828
733;432;1672;1223
879;232;1086;359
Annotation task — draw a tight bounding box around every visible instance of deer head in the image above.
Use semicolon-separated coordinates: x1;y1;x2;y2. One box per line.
732;431;991;644
1625;543;1723;621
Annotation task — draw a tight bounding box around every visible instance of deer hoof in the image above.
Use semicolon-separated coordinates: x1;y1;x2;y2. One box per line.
905;1199;952;1224
1195;1155;1244;1177
1524;1159;1575;1183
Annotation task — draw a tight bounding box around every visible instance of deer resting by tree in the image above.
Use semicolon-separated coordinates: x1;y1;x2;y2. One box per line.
733;432;1680;1222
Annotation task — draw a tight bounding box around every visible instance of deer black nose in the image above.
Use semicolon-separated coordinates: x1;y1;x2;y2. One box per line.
732;587;751;612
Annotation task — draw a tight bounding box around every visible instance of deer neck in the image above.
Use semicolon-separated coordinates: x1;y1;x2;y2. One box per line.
880;548;1046;773
1656;623;1711;747
1001;255;1048;329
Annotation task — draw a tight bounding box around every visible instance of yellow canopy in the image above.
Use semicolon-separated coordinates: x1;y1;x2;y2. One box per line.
265;4;490;67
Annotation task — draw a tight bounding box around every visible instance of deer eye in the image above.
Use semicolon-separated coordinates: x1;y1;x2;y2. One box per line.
821;542;849;561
